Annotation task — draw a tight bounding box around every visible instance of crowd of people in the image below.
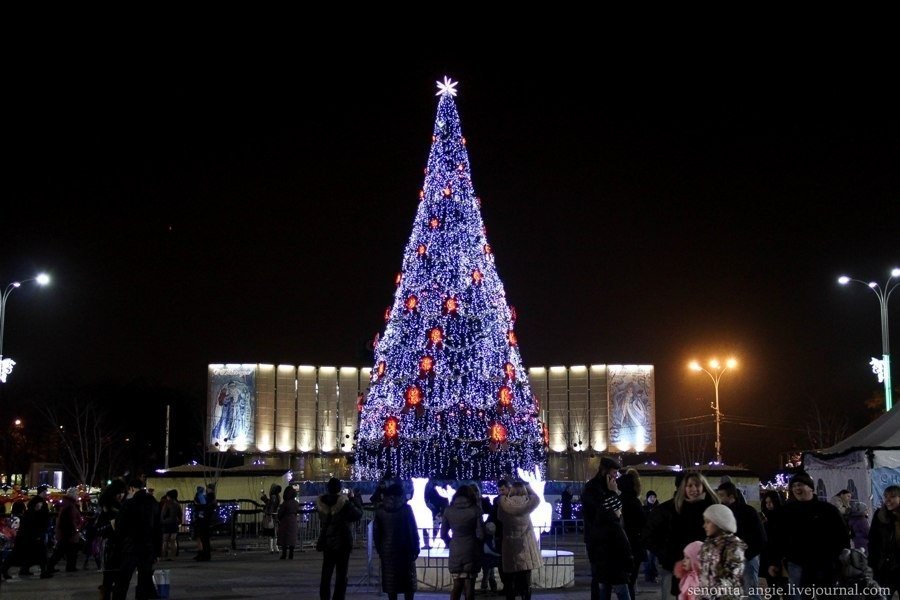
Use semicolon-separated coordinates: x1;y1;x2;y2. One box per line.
2;465;899;600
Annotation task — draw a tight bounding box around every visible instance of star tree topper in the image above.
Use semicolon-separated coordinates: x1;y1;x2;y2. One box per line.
435;76;458;97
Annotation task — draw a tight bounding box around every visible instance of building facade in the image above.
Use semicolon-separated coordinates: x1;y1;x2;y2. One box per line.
207;363;655;481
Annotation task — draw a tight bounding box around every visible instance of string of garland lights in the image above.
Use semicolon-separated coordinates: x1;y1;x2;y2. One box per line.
353;78;547;480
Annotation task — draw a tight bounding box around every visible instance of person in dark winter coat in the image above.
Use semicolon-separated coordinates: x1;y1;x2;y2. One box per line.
159;489;182;560
766;471;849;591
868;484;900;598
441;484;485;600
716;481;766;600
113;479;161;600
317;478;363;600
644;471;718;598
261;484;282;554
583;456;632;600
277;486;300;559
373;483;419;600
94;480;126;600
619;468;647;600
3;494;52;579
759;490;787;598
643;490;660;583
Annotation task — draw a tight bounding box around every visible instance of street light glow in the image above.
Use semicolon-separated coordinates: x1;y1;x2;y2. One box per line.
837;269;899;411
1;273;52;383
688;357;738;463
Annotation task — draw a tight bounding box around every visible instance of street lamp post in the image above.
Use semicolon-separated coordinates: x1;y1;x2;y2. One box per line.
689;358;737;464
0;273;51;382
838;268;900;411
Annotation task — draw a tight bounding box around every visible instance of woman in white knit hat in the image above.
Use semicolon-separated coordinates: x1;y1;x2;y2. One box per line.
697;504;747;600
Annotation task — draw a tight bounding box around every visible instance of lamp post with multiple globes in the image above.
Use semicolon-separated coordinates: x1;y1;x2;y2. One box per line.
0;273;51;383
689;358;737;464
838;268;900;411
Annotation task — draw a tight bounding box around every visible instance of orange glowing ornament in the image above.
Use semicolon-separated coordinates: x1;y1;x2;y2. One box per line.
507;330;518;346
384;307;391;322
509;306;517;322
402;385;425;416
356;392;365;413
383;416;400;447
484;244;492;255
498;385;515;415
472;269;483;284
405;295;418;311
442;187;452;197
418;189;424;201
419;355;435;379
542;422;550;447
395;272;402;286
503;363;516;381
427;327;444;348
461;136;467;145
443;296;458;315
488;422;508;451
376;361;386;380
417;244;427;256
429;217;440;230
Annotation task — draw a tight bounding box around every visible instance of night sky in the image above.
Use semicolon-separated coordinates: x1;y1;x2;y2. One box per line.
2;48;898;475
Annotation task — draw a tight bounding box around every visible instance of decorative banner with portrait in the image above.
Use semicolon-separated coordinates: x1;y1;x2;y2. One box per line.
208;365;256;451
607;365;656;453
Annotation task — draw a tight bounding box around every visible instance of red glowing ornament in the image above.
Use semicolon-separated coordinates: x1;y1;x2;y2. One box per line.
383;416;400;447
475;196;481;207
429;217;440;230
509;306;517;323
461;136;467;145
427;327;444;349
417;244;427;256
498;385;515;415
443;297;459;315
395;272;402;286
405;295;419;311
356;392;366;413
488;422;508;451
472;269;483;284
418;189;425;200
402;385;425;416
384;307;391;322
484;244;492;255
507;330;518;347
503;362;516;381
376;361;386;380
542;422;550;447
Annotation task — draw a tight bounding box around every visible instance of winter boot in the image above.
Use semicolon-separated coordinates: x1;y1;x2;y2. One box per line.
288;546;294;559
279;547;287;560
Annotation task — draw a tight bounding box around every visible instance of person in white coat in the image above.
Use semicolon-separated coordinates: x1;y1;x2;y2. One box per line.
498;481;542;600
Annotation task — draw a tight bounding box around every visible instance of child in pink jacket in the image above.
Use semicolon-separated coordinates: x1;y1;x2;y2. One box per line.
674;540;703;600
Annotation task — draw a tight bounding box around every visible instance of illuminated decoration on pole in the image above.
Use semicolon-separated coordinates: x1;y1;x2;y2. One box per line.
353;78;545;480
0;273;51;384
838;269;899;412
0;357;15;383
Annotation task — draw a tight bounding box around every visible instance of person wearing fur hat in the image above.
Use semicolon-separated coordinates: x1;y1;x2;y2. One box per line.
316;478;362;600
766;471;849;592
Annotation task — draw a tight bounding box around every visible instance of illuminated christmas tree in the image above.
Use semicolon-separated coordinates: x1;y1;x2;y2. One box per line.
354;78;546;480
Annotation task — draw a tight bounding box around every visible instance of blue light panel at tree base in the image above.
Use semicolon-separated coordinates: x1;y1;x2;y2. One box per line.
354;82;546;480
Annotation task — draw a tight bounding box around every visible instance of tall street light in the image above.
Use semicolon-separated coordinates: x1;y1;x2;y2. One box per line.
838;268;900;411
689;358;737;464
0;273;51;383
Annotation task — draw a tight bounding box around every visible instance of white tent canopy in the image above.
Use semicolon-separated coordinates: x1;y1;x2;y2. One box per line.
803;406;900;511
820;406;900;454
